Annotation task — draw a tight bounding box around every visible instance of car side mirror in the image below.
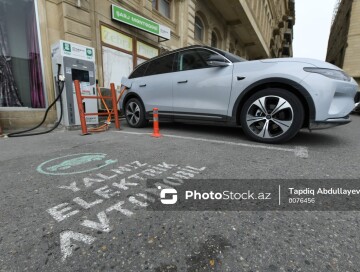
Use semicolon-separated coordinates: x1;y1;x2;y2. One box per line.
206;54;231;67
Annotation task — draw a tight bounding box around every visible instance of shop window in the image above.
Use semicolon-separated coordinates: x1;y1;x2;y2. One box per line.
137;41;159;60
100;25;159;88
152;0;171;18
137;58;147;66
0;0;44;108
211;31;218;48
194;16;204;41
102;46;133;90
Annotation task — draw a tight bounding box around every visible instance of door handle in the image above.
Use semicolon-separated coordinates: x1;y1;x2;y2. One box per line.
177;80;188;84
139;84;147;87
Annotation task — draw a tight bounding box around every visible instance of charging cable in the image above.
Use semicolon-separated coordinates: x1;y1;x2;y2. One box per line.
6;64;65;137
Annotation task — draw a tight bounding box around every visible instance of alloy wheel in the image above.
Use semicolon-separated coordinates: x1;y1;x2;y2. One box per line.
126;102;141;126
246;95;294;139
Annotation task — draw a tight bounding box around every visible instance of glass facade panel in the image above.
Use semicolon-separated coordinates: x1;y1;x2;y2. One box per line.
0;0;44;108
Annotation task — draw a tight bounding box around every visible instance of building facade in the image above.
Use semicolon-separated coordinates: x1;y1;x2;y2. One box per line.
0;0;295;129
327;0;360;86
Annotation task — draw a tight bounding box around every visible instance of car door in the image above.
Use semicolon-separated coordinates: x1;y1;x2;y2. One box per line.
172;48;234;120
132;53;175;115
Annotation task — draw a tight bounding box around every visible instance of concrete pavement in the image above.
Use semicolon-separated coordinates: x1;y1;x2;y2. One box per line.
0;115;360;271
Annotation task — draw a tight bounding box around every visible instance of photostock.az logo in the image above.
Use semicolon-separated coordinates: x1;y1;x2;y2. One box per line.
159;186;178;205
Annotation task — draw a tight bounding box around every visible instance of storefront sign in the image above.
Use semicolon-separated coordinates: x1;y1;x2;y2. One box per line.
111;5;171;40
137;41;159;59
101;25;133;52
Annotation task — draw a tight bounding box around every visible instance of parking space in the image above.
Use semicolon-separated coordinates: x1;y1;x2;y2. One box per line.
0;115;360;271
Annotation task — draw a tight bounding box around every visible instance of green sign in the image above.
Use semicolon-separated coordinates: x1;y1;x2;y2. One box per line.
63;42;71;53
86;48;93;57
111;4;170;40
58;40;95;61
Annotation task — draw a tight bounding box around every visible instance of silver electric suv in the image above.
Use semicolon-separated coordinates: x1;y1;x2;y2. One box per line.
120;46;359;144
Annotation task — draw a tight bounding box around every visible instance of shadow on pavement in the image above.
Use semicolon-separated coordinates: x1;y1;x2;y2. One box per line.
145;122;346;148
152;122;244;138
289;130;346;147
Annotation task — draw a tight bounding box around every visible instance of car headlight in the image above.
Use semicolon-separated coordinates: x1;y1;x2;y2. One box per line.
303;67;351;82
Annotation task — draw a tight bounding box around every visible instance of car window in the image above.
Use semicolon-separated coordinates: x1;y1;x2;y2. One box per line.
129;62;149;79
144;53;175;77
176;49;214;71
211;48;247;62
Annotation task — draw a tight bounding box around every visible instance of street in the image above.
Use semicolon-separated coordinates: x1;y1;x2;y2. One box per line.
1;115;360;271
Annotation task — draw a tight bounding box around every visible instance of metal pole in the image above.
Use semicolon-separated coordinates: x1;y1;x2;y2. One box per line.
110;83;120;130
74;80;89;135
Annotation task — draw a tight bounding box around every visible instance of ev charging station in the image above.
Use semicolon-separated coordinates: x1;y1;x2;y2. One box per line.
51;40;98;127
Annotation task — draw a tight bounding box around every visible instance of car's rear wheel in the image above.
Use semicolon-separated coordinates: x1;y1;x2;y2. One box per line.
125;98;148;128
240;89;304;144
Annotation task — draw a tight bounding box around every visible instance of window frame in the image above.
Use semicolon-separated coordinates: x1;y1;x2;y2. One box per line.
194;16;204;42
211;31;218;48
129;45;247;79
152;0;172;19
100;22;159;80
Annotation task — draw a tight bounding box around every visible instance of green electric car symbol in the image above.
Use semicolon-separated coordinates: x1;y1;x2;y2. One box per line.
37;153;118;175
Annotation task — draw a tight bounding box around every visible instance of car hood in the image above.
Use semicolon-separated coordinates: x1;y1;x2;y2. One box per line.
260;58;341;70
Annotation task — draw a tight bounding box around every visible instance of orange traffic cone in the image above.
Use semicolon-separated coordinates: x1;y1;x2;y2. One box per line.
151;108;162;138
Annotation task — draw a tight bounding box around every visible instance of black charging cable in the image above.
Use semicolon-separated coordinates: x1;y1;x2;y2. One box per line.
7;64;65;137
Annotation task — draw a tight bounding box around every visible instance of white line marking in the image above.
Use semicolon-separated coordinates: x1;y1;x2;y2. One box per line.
279;185;281;206
115;131;309;158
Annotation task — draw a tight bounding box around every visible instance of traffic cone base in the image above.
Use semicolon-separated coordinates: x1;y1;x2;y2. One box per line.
151;108;162;138
151;133;162;138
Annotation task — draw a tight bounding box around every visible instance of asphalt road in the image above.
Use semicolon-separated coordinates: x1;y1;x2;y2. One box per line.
1;115;360;272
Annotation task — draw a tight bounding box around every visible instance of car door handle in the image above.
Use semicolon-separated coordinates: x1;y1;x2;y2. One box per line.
177;80;188;84
139;84;147;87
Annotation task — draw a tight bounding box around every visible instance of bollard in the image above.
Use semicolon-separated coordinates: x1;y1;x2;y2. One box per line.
151;108;162;138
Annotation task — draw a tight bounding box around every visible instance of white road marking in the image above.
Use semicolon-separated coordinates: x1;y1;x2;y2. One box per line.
73;197;103;209
294;146;309;158
59;182;81;192
47;203;79;222
81;211;111;233
60;231;96;261
48;161;206;262
115;131;309;158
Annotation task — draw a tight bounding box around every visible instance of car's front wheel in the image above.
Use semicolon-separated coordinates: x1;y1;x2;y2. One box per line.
125;98;148;128
240;89;304;144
